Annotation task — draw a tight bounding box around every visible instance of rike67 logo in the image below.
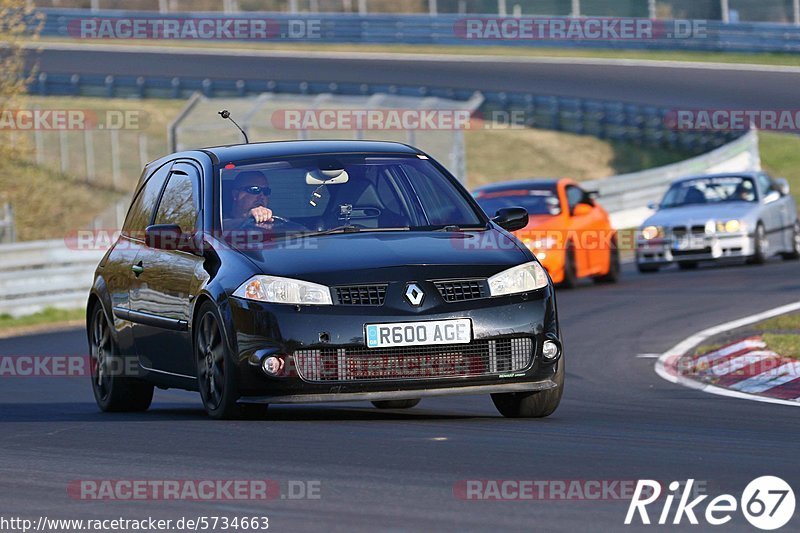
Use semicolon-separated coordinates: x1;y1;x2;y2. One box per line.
625;477;795;530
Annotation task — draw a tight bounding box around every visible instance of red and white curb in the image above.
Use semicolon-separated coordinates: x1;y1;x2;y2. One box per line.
655;301;800;407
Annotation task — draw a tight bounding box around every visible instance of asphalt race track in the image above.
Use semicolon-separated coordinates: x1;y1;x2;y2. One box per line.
26;44;800;108
2;260;799;531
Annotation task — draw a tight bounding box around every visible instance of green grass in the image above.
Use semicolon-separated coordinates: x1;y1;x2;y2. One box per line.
693;342;725;357
763;333;800;360
0;307;84;330
36;38;800;67
759;132;800;212
755;313;800;332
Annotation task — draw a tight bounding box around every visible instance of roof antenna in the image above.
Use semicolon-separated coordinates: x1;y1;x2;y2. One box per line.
218;109;249;144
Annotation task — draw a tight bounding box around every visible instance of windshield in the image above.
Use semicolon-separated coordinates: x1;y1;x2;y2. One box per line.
660;176;757;208
220;154;484;235
474;187;562;216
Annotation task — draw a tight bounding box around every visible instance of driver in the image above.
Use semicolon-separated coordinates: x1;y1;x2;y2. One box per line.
227;170;275;225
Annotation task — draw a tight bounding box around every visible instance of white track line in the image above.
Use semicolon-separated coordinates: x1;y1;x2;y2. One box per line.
655;301;800;407
28;41;800;74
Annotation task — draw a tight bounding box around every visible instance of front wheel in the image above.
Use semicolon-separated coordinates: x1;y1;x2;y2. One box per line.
195;302;241;420
491;361;564;418
747;222;767;265
89;302;153;412
372;399;421;409
559;244;578;289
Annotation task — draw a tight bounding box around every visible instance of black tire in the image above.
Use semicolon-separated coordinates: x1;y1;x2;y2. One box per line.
195;301;241;420
491;359;564;418
636;262;659;274
678;261;698;270
88;302;153;412
780;222;800;260
371;399;421;409
594;238;620;284
746;222;767;265
559;243;578;289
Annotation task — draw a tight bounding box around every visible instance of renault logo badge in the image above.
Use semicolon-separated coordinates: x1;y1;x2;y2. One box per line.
405;283;424;307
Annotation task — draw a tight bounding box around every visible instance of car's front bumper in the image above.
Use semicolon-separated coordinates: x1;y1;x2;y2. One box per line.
636;232;753;265
221;286;561;402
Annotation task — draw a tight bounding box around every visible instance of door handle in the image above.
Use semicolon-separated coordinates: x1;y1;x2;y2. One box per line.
131;262;144;276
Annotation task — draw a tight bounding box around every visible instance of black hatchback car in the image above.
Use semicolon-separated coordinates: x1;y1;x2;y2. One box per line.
88;140;563;419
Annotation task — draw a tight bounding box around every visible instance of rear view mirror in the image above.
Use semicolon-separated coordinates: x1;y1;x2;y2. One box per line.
145;224;198;253
492;207;529;232
306;169;350;185
572;203;593;217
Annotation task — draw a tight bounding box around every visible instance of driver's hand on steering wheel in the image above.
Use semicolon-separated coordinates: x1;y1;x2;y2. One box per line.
249;206;274;224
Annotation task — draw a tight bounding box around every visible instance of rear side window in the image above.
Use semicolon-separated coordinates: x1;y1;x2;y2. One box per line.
154;168;200;232
122;163;171;238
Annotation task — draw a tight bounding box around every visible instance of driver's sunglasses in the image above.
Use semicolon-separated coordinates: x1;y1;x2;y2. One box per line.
239;185;271;196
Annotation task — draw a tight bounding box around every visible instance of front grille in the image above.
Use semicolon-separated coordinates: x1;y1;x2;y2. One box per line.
434;279;487;302
673;247;712;256
671;226;687;238
293;337;534;382
690;225;707;235
333;284;388;306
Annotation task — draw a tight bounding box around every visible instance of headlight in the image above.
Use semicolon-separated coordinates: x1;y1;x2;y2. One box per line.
488;261;549;296
641;225;664;240
233;275;332;305
716;220;743;233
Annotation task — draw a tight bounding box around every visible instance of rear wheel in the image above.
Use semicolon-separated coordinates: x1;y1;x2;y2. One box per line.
89;302;153;412
780;222;800;260
195;302;241;420
560;244;578;289
747;222;767;265
491;360;564;418
594;238;620;284
372;399;421;409
678;261;698;270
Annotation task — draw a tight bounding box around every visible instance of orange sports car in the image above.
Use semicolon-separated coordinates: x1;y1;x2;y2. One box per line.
473;179;620;287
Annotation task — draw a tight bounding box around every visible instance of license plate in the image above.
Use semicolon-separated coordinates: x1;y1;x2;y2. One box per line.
365;319;472;349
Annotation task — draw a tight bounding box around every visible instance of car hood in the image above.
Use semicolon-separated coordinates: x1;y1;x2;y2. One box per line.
233;229;531;285
643;202;755;227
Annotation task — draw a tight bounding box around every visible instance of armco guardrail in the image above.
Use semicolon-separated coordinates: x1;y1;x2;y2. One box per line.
34;9;800;53
587;129;761;229
30;74;738;154
0;240;103;317
0;131;760;316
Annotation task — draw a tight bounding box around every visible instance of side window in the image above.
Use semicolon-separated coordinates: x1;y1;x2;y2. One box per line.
122;163;171;239
565;185;585;213
154;166;200;232
756;173;776;197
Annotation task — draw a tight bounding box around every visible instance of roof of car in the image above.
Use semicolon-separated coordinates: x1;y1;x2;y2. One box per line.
196;140;422;165
473;179;561;194
672;172;762;185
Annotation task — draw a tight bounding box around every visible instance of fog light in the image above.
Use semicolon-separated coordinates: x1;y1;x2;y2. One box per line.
261;356;285;376
542;340;559;360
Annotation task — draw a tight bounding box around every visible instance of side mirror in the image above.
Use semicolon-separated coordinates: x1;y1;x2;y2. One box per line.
492;207;529;233
763;191;781;205
775;178;790;197
572;203;593;217
647;202;659;210
145;224;198;253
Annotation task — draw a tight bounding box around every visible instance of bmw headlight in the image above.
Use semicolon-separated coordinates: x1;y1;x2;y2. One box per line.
716;220;744;233
488;261;549;296
641;225;664;240
233;275;332;305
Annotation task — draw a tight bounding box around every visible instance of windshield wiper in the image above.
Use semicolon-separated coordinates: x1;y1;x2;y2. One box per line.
297;226;413;238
